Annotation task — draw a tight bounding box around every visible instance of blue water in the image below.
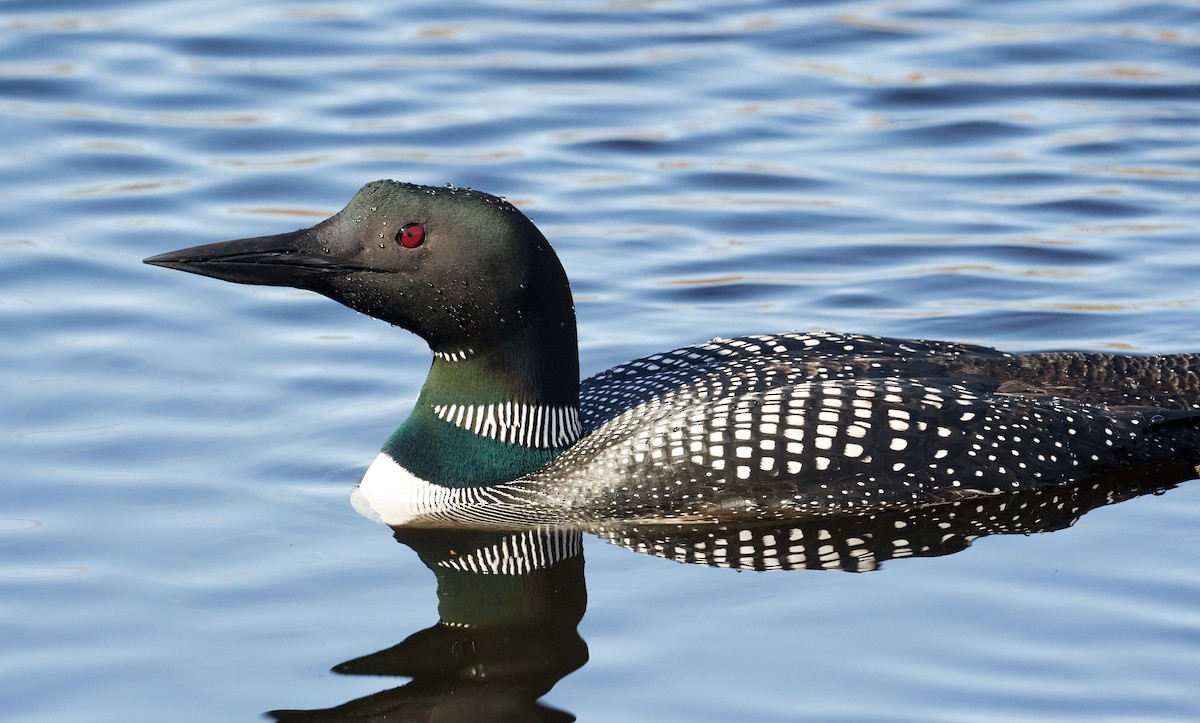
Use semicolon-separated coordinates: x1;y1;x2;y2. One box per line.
4;1;1200;720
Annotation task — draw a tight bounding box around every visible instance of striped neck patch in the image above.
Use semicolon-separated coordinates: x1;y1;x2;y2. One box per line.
432;402;583;448
433;348;474;363
437;528;583;575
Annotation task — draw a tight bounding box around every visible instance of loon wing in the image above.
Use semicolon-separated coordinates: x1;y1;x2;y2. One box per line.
543;374;1200;522
579;331;1009;430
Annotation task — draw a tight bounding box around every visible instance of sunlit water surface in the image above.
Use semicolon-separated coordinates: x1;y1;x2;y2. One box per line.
3;1;1200;721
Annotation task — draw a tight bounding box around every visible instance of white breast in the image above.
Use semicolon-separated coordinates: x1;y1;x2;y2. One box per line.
351;452;456;526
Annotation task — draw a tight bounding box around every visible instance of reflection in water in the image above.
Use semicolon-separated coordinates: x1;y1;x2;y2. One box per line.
269;464;1194;720
593;463;1196;572
269;528;587;723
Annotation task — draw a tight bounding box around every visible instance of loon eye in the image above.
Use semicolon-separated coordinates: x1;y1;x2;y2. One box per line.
397;223;425;248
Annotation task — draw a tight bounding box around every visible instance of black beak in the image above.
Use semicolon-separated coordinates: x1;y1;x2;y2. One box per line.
144;228;363;289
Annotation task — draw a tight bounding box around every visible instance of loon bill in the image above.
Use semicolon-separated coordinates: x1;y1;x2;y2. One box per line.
146;180;1200;527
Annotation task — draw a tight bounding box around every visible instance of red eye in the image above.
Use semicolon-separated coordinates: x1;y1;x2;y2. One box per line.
397;223;425;248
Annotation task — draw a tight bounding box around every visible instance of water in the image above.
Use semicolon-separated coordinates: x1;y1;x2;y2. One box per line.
4;1;1200;720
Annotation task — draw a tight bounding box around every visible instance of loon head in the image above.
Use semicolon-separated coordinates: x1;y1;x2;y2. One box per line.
147;181;581;489
145;180;576;362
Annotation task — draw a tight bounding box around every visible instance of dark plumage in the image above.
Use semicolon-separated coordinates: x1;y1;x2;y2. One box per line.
146;181;1200;527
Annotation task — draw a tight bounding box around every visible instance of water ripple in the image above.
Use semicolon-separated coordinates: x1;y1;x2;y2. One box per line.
3;0;1200;720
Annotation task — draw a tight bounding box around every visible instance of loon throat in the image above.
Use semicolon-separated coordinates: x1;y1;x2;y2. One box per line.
432;402;582;448
145;180;1200;527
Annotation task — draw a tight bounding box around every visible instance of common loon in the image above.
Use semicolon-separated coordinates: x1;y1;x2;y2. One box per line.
146;180;1200;527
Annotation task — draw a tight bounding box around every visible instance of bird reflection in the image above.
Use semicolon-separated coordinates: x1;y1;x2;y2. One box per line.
268;462;1194;721
592;463;1194;572
269;527;587;723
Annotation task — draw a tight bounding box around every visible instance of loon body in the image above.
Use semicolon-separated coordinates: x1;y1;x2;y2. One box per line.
146;181;1200;527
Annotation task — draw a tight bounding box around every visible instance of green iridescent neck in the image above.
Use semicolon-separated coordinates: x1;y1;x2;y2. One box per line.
382;323;581;488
